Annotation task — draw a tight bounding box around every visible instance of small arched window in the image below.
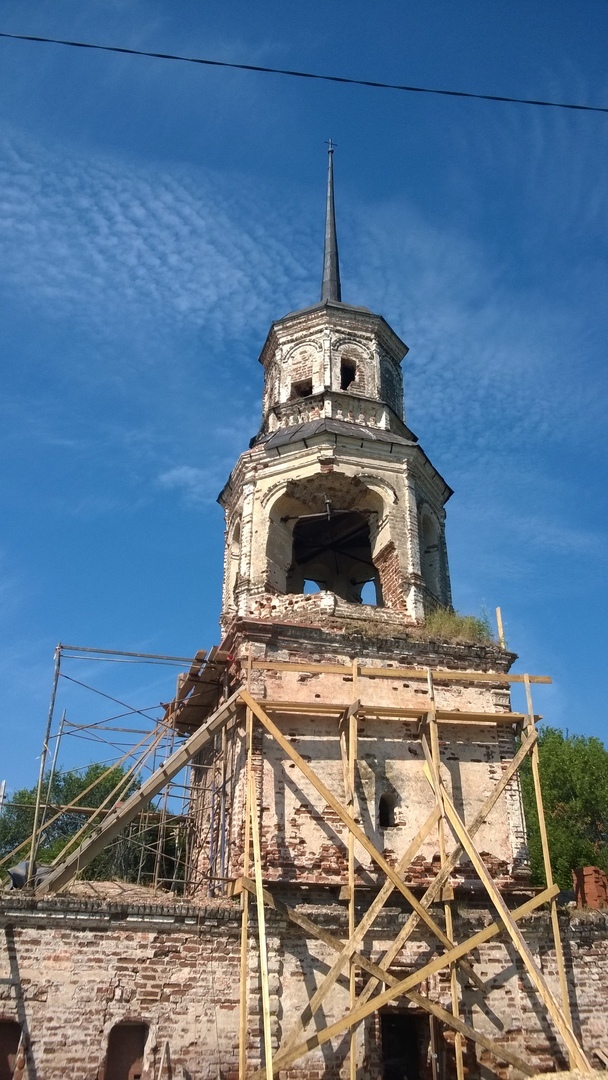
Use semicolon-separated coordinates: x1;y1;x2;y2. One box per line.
340;358;356;390
104;1023;149;1080
226;521;241;605
378;793;396;829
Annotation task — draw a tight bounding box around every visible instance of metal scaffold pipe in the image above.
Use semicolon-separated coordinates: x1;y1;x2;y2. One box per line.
27;644;61;884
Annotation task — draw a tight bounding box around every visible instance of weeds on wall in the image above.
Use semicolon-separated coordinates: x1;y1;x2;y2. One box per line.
412;607;495;644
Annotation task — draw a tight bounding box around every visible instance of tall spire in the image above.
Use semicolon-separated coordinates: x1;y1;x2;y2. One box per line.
321;141;341;303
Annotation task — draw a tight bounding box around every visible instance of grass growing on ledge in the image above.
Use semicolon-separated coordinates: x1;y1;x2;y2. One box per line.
413;607;495;644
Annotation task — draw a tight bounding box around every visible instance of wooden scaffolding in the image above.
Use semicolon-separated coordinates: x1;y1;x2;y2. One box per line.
32;654;593;1078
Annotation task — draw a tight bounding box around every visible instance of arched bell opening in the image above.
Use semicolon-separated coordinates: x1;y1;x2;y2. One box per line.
287;509;382;605
419;510;442;601
265;475;388;606
225;520;241;609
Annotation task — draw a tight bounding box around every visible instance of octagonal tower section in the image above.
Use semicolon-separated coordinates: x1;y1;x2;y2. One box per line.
219;299;453;633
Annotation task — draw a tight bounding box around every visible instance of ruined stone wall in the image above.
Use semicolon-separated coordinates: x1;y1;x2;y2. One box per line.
191;623;528;894
1;895;607;1079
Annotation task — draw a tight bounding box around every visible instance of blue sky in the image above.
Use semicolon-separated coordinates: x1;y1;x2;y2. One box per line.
0;1;607;791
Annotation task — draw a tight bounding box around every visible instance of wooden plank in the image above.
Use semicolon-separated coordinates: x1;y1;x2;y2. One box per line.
247;884;558;1079
251;660;354;675
348;665;358;1080
427;669;464;1080
524;675;574;1042
439;784;591;1072
250;660;551;684
405;989;535;1076
35;689;243;895
429;1016;439;1080
358;666;551;685
262;700;532;724
239;708;253;1080
357;727;539;1007
249;769;274;1080
240;690;483;992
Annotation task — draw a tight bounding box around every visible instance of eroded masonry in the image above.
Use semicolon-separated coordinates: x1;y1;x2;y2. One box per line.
2;150;608;1080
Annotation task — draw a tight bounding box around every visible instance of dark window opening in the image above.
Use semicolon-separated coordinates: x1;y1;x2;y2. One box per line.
290;378;313;399
0;1022;21;1080
379;793;396;829
286;510;382;606
381;1012;430;1080
104;1023;148;1080
340;359;356;390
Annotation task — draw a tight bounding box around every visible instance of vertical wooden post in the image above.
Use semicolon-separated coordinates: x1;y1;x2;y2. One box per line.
523;675;573;1036
496;607;506;649
249;732;274;1079
427;670;465;1080
429;1015;439;1080
239;707;253;1080
349;658;359;1080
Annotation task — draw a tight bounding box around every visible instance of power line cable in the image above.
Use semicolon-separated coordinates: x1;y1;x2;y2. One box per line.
1;29;607;115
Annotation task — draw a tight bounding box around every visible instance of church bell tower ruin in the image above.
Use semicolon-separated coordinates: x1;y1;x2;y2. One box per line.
220;145;451;630
8;150;605;1080
182;149;592;1078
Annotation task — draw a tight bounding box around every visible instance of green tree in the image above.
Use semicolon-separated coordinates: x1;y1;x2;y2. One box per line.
520;726;608;891
0;764;151;883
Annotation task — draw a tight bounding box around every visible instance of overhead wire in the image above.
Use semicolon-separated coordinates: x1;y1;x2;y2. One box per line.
59;672;169;727
0;29;607;115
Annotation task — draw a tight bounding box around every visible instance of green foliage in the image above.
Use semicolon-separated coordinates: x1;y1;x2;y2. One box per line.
0;764;151;883
413;607;495;644
520;726;608;891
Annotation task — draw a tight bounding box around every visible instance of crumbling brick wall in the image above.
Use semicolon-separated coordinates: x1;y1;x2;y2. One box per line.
1;896;608;1079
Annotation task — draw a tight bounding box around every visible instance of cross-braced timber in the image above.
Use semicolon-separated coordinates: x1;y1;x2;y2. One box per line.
32;656;592;1076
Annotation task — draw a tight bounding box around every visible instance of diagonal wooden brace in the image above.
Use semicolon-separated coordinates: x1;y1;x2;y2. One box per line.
425;766;591;1073
239;691;483;990
246;881;558;1079
276;805;441;1059
357;726;538;1007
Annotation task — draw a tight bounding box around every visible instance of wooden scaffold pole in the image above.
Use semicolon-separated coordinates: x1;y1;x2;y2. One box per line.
239;704;253;1080
523;675;575;1042
427;668;465;1080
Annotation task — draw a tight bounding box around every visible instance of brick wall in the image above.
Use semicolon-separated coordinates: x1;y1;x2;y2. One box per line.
1;896;608;1079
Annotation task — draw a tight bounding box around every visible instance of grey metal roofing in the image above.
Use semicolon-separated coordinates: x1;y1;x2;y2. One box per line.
261;418;415;450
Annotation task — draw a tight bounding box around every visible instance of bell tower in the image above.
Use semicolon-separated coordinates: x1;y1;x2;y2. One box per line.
26;150;593;1080
220;146;452;632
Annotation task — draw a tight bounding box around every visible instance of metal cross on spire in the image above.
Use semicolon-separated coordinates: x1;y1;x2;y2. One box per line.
321;140;342;303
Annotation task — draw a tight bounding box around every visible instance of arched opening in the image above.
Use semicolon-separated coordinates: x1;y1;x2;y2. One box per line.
340;358;356;390
265;475;388;602
302;579;321;594
378;793;396;829
0;1021;22;1080
104;1022;149;1080
360;579;379;606
287;509;382;604
226;521;241;605
420;512;442;599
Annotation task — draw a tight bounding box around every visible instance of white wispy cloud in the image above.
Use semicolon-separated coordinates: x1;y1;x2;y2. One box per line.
0;129;312;353
158;464;226;506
